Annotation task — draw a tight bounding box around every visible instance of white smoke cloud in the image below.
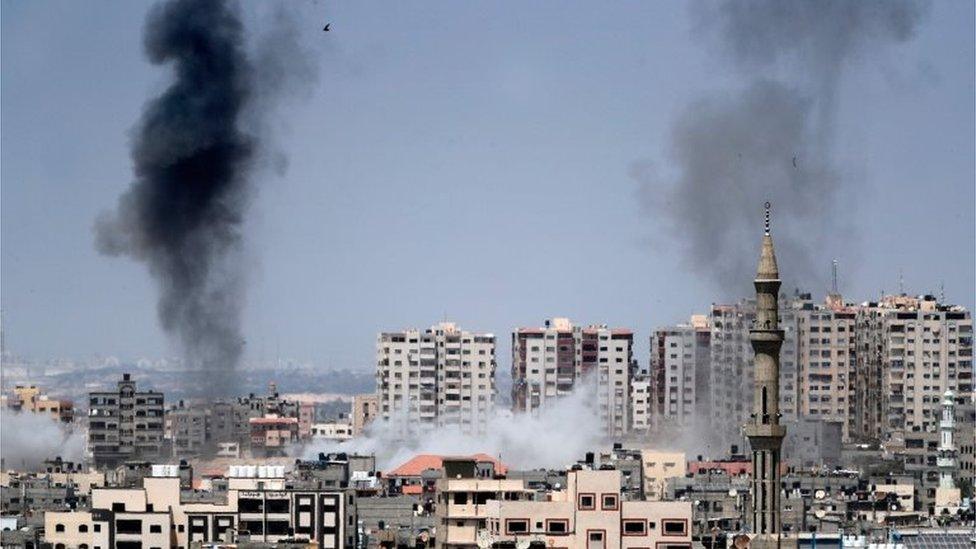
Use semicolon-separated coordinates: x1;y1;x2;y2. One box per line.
0;410;86;470
298;378;606;471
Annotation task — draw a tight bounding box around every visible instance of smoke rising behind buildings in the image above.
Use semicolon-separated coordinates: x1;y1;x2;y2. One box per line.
635;0;928;295
94;0;313;395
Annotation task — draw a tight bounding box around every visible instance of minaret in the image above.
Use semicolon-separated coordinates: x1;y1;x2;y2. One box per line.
745;202;787;538
937;390;958;488
935;390;961;514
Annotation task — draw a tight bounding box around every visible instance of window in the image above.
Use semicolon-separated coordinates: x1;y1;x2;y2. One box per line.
453;493;468;505
112;502;126;512
587;530;605;549
55;524;65;533
239;498;263;513
622;520;646;535
663;519;688;536
116;519;142;535
149;524;162;533
506;519;529;534
266;499;290;513
601;494;618;510
546;519;569;534
578;493;595;510
94;524;101;532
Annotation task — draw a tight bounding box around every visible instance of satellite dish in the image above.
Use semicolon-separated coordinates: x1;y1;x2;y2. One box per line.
729;489;738;497
516;539;531;549
815;510;826;519
476;529;494;549
815;490;826;500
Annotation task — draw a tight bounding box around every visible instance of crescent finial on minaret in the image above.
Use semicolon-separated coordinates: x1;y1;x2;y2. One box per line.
764;201;771;236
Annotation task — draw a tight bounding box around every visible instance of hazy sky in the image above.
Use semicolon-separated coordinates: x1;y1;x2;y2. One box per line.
2;1;973;369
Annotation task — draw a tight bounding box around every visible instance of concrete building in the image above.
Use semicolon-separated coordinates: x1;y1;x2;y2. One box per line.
708;297;800;451
311;422;354;443
793;295;858;441
249;415;299;457
512;318;635;437
44;466;357;548
377;322;496;433
351;393;379;436
853;294;972;444
484;469;693;549
649;315;711;429
640;450;687;501
435;460;533;549
7;383;73;423
629;376;652;433
165;400;208;457
88;374;165;468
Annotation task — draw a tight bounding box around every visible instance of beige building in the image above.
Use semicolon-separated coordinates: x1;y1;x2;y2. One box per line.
8;383;73;423
853;294;972;443
641;450;687;501
377;322;496;433
311;421;354;442
436;477;534;548
351;393;378;435
793;295;857;441
485;469;693;549
512;318;635;437
44;467;356;549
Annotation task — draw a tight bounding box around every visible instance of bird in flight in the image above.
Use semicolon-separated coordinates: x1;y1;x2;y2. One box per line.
792;154;797;169
323;23;331;32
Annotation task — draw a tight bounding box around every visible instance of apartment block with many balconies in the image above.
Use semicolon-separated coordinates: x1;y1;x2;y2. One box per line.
511;318;635;437
88;373;165;468
377;322;496;433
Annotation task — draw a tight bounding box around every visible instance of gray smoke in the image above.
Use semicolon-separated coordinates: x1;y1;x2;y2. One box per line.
0;410;85;470
635;0;927;294
95;0;314;395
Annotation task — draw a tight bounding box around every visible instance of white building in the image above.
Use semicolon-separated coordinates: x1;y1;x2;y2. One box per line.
376;322;496;433
512;318;635;437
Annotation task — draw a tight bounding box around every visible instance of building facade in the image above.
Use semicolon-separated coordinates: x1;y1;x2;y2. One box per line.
649;315;711;429
853;294;973;444
351;393;378;436
512;318;635;437
88;374;165;468
377;322;496;433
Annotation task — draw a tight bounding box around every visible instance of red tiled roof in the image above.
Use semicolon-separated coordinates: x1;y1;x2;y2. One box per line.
386;453;508;477
401;484;424;495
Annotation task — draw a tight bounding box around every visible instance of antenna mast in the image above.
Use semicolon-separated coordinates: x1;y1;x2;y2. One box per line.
831;259;838;295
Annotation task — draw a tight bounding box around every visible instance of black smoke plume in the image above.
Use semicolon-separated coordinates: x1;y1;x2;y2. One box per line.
95;0;313;395
634;0;927;294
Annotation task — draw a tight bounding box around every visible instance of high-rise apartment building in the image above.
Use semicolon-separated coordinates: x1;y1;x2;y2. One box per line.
648;315;710;428
511;318;634;437
630;376;652;432
708;298;799;448
853;294;973;444
376;322;496;433
88;373;165;468
793;294;857;441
